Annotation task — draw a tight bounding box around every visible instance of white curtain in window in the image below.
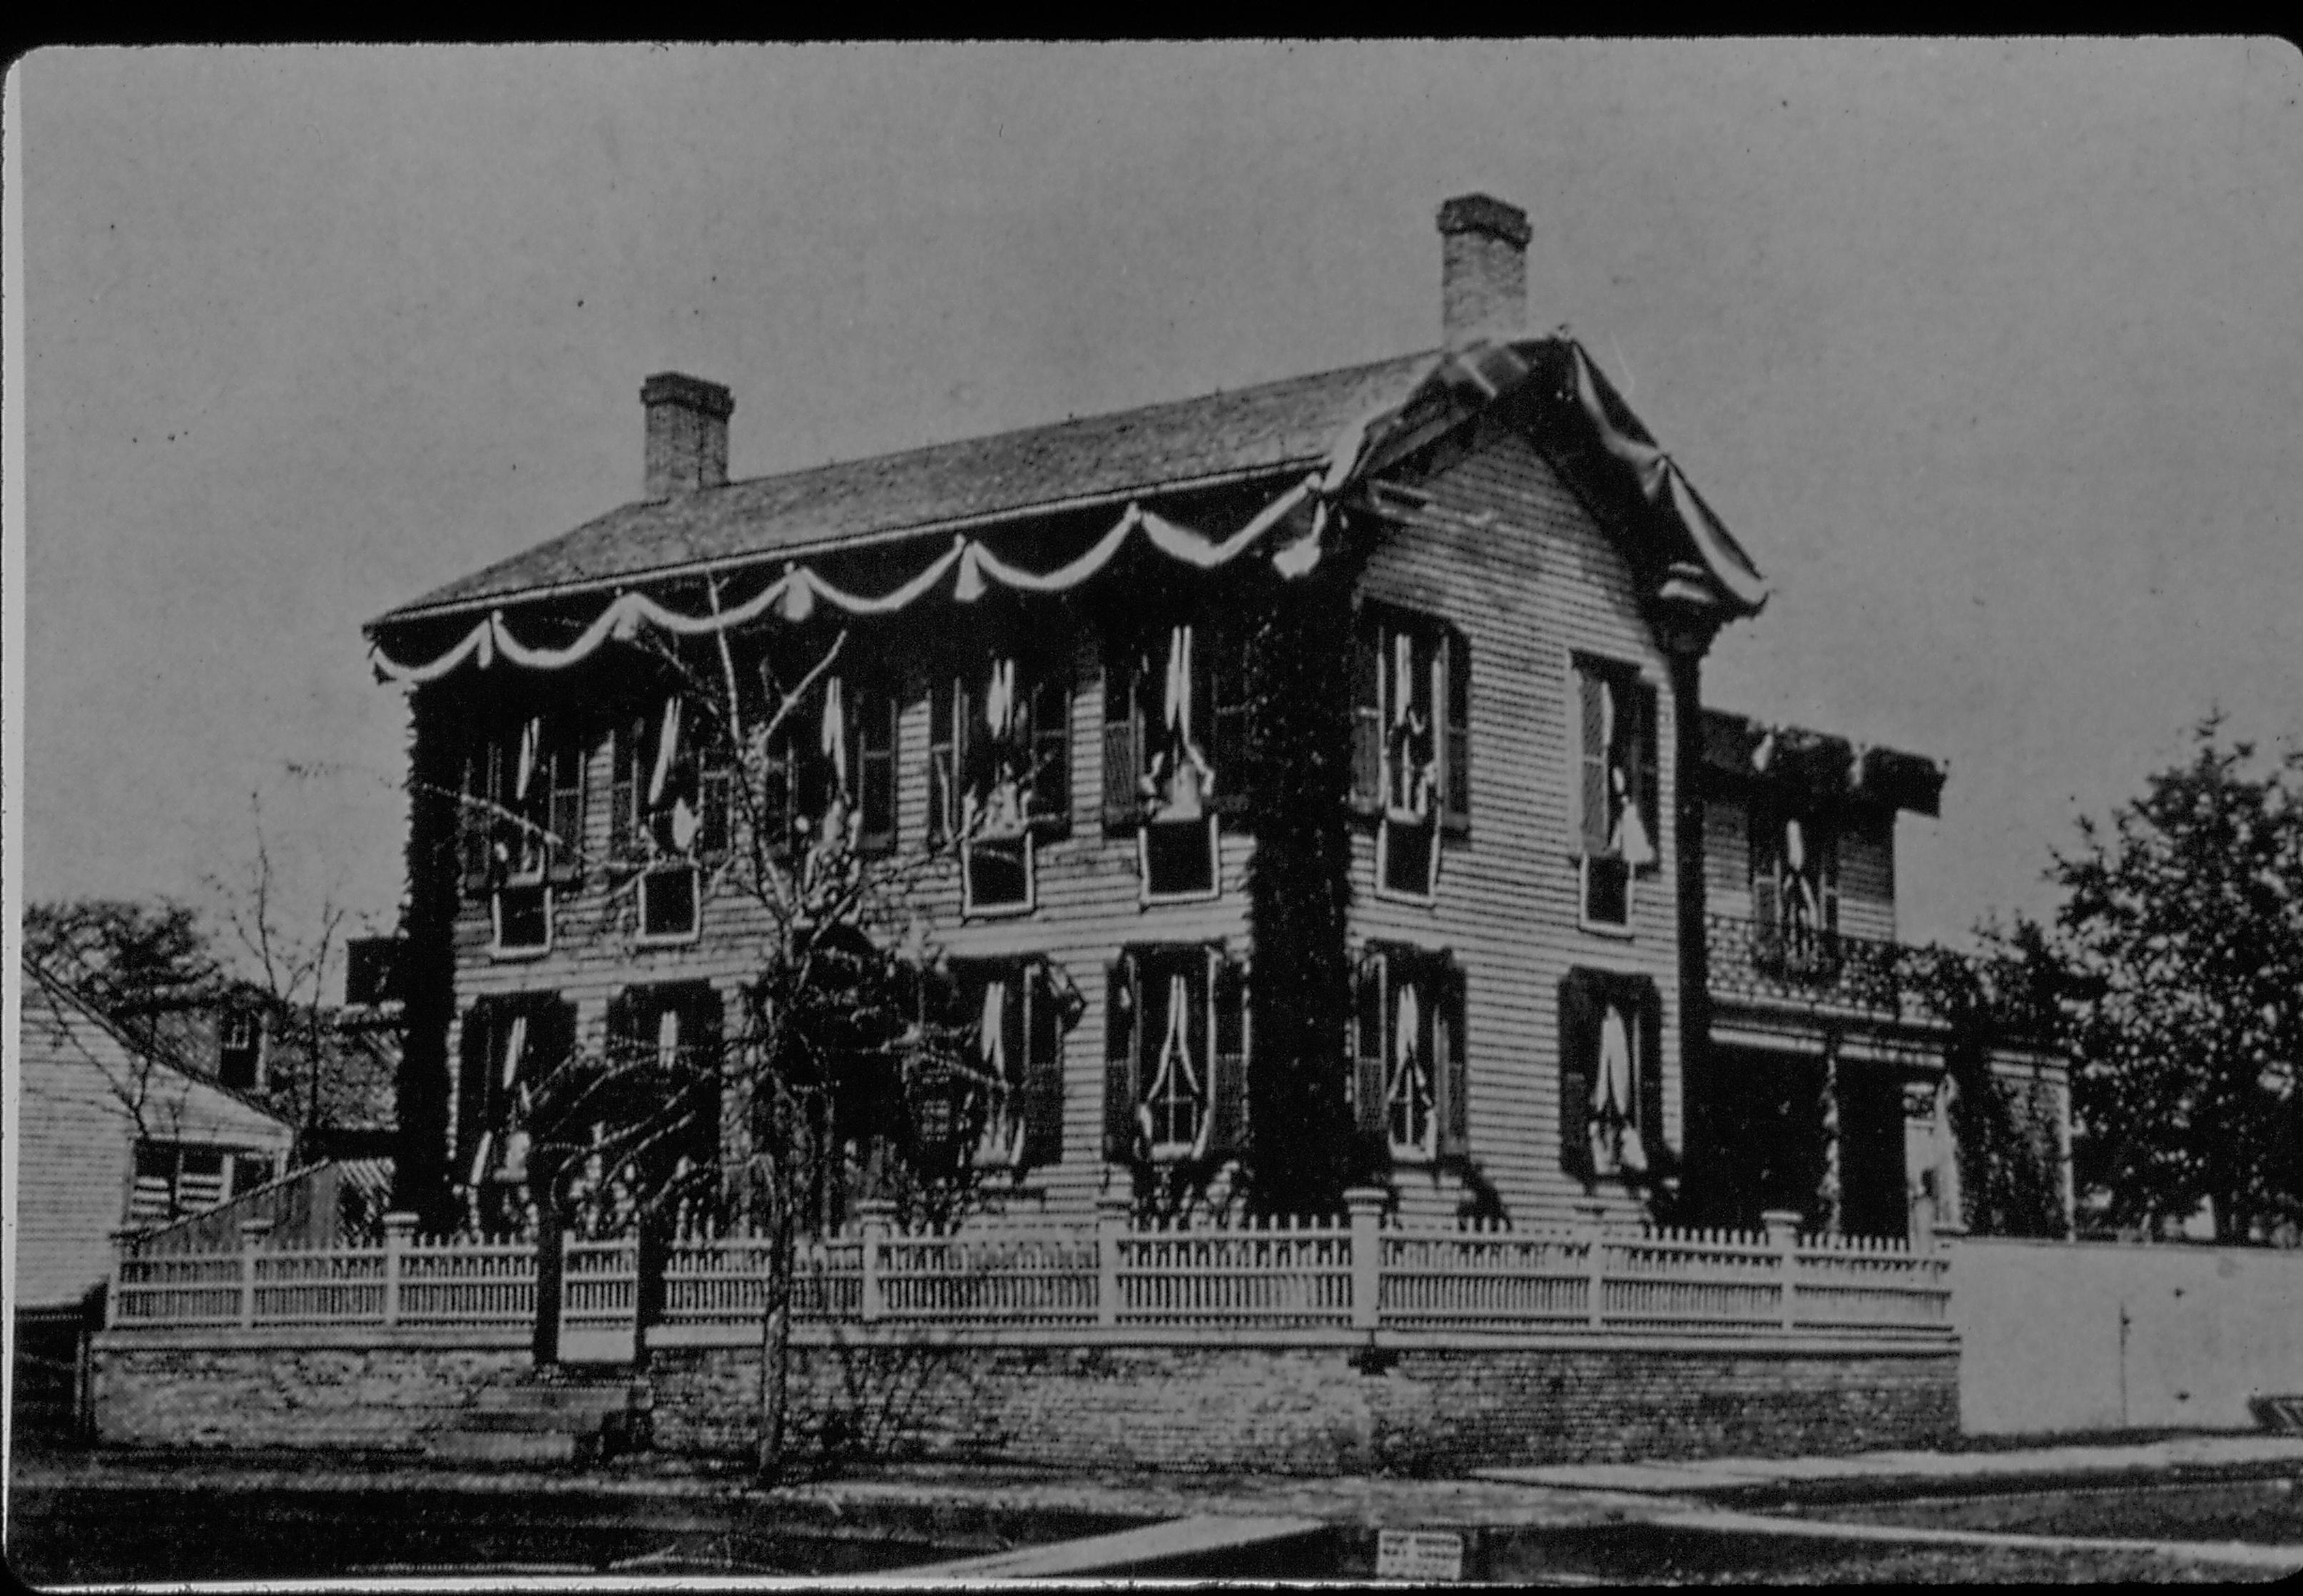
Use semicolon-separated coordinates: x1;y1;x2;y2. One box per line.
656;1007;682;1072
650;696;683;806
1592;1001;1648;1175
516;716;542;802
822;675;849;791
499;1012;529;1092
1138;972;1206;1156
1390;982;1432;1152
1164;625;1193;736
985;656;1017;741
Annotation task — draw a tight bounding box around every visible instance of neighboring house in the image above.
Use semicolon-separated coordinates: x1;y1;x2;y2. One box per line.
14;957;295;1312
105;964;400;1167
363;192;2067;1239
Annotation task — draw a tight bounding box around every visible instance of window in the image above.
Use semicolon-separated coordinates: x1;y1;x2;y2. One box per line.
947;957;1073;1169
455;995;576;1194
1103;945;1247;1164
761;671;899;859
462;712;590;893
599;982;723;1186
1103;624;1239;900
1749;807;1839;979
1557;968;1664;1184
343;937;402;1007
935;654;1070;913
1573;656;1659;929
1353;609;1469;900
464;710;589;956
126;1142;275;1225
217;1010;261;1090
1352;945;1468;1162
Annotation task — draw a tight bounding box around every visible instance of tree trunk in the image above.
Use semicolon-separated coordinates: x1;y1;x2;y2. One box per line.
754;1187;794;1483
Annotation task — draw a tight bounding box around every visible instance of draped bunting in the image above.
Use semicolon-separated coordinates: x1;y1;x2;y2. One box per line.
371;335;1765;685
372;479;1322;683
1565;342;1769;612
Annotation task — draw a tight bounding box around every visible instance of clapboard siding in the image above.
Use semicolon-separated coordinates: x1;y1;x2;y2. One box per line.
439;629;1250;1219
437;425;1700;1229
16;971;295;1308
1351;425;1682;1229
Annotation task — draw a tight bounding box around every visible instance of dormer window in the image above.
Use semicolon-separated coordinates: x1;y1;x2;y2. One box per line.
1353;608;1469;903
1573;656;1658;930
217;1010;260;1090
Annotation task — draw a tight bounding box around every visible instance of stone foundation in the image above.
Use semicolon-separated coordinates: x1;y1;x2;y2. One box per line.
94;1327;1955;1474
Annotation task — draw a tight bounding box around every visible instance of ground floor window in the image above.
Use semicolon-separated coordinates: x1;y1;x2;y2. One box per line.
1104;944;1246;1164
1557;967;1663;1183
1353;945;1467;1162
126;1142;276;1226
945;956;1075;1169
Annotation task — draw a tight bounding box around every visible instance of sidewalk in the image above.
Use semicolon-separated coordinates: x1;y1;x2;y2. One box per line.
14;1431;2303;1580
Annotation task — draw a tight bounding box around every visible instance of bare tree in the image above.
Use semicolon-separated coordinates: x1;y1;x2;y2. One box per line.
469;595;1007;1480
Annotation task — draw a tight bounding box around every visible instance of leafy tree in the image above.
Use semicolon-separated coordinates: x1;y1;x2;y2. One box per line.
2048;716;2303;1243
24;898;219;1012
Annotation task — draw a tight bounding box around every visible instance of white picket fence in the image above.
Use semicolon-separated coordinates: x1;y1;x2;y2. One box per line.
107;1199;1950;1341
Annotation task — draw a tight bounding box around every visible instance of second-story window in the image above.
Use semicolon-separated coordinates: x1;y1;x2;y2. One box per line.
1573;656;1659;930
1104;622;1244;903
1353;608;1470;902
462;711;589;957
932;651;1071;915
611;694;733;942
760;672;899;860
1750;807;1839;977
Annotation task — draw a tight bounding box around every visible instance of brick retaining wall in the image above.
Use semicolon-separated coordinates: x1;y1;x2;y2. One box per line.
94;1328;1954;1473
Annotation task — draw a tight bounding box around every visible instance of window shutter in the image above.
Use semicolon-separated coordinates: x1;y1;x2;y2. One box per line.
1635;978;1667;1162
762;717;793;859
1021;963;1064;1166
1102;954;1139;1161
609;716;639;862
1632;680;1661;872
1351;621;1384;813
1102;655;1142;835
1557;972;1595;1179
1437;963;1469;1157
698;753;732;860
1184;953;1211;1147
1819;823;1840;934
1029;671;1072;838
927;676;955;845
547;733;586;885
459;744;493;894
1441;628;1471;836
1209;954;1249;1157
604;987;639;1075
1208;629;1249;815
1353;950;1388;1137
457;1002;494;1167
1577;666;1610;855
857;688;897;853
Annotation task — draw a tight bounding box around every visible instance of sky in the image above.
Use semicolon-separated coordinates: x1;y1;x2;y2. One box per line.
11;39;2303;970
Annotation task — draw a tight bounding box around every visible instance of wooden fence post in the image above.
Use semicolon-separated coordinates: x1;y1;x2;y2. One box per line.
382;1211;417;1328
857;1199;897;1325
1343;1187;1387;1331
238;1217;274;1328
1096;1191;1132;1328
106;1229;139;1331
1576;1201;1610;1329
1762;1208;1802;1331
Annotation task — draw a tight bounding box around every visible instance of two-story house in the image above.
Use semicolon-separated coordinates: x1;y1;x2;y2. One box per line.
366;193;2067;1243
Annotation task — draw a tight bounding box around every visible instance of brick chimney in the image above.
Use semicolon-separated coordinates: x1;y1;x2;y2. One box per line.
1437;193;1531;349
641;372;734;499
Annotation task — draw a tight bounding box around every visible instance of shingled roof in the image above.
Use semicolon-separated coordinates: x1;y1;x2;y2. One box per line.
377;350;1441;626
